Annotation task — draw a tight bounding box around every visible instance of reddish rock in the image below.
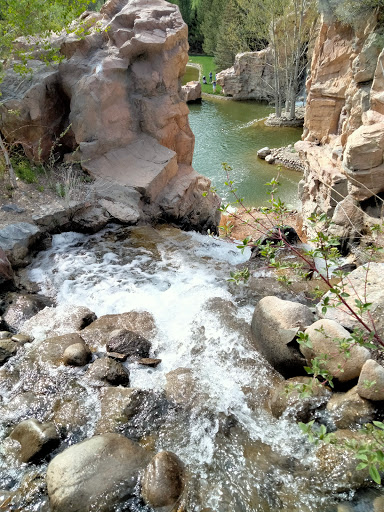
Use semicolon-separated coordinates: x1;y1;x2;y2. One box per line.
0;248;14;289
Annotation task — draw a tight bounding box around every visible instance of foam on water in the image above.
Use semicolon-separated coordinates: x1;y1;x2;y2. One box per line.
3;224;376;511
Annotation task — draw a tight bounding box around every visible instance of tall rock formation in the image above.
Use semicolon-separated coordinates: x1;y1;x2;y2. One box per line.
296;10;384;243
0;0;220;233
216;49;275;101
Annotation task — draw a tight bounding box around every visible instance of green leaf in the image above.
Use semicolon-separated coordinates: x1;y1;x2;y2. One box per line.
356;462;368;471
369;465;381;485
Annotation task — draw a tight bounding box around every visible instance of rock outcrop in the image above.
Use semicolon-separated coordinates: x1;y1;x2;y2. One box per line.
0;0;220;235
216;48;275;101
296;10;384;242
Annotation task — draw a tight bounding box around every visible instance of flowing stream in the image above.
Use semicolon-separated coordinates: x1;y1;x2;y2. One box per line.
1;225;382;511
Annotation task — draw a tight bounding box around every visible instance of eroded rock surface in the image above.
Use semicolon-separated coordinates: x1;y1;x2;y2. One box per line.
217;48;274;101
296;11;384;242
0;0;220;237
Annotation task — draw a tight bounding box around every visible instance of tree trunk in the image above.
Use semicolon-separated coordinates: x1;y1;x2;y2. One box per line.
0;133;17;189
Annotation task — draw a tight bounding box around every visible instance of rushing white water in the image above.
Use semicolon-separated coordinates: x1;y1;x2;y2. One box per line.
1;224;381;511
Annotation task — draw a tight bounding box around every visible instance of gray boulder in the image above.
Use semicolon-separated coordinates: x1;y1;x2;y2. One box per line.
257;147;271;159
10;418;59;463
46;433;151;512
251;296;314;377
0;223;42;267
302;319;370;382
4;293;54;332
141;451;185;509
106;328;151;359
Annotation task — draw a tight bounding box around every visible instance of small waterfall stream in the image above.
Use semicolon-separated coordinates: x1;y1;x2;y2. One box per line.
0;224;382;511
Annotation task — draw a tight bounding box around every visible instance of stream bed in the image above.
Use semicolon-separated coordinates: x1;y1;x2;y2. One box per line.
1;224;382;511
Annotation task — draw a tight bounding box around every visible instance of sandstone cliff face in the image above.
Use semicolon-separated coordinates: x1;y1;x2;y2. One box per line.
296;12;384;242
216;49;275;101
0;0;220;233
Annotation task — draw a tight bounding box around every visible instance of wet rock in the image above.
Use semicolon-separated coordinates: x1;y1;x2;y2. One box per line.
141;451;185;509
251;296;314;377
138;358;162;367
357;359;384;401
315;429;371;492
106;329;151;359
265;154;275;164
10;418;59;463
106;351;128;361
326;387;375;429
0;331;12;339
21;305;97;341
29;333;87;366
11;333;33;344
0;247;15;290
270;377;331;422
53;396;89;433
250;226;301;258
86;357;130;387
81;311;156;351
46;433;151;512
165;367;206;407
257;147;271;159
4;293;54;332
0;339;17;364
302;320;370;382
62;342;92;366
0;222;42;267
95;387;138;435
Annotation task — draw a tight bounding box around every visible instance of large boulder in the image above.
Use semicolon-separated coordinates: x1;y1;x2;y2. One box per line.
302;319;370;382
46;433;151;512
0;0;220;234
251;296;314;377
326;386;375;429
181;81;201;103
3;293;54;332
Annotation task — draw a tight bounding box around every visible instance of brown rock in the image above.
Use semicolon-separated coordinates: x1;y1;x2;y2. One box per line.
86;357;130;387
138;358;162;367
302;320;370;382
141;451;185;508
0;339;17;365
326;386;375;429
29;333;86;366
270;376;331;421
0;248;14;290
357;359;384;401
81;311;157;351
63;342;92;366
10;418;59;463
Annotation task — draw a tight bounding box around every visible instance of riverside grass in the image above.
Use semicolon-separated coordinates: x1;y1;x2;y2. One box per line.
188;55;222;95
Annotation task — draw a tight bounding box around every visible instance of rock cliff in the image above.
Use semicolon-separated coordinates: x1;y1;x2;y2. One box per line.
296;11;384;243
216;48;275;101
0;0;220;233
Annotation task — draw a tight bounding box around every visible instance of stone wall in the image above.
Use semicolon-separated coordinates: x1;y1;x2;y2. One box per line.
0;0;220;234
296;11;384;242
216;48;275;101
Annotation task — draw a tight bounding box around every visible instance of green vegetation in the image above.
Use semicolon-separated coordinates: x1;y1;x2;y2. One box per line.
188;55;222;94
319;0;384;26
11;154;42;183
222;165;384;485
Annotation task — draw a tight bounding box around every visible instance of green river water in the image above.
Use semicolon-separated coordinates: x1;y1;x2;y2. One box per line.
185;70;303;208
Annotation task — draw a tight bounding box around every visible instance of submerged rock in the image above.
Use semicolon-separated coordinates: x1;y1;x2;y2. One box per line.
46;433;151;512
0;339;17;365
10;418;59;463
141;451;185;509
